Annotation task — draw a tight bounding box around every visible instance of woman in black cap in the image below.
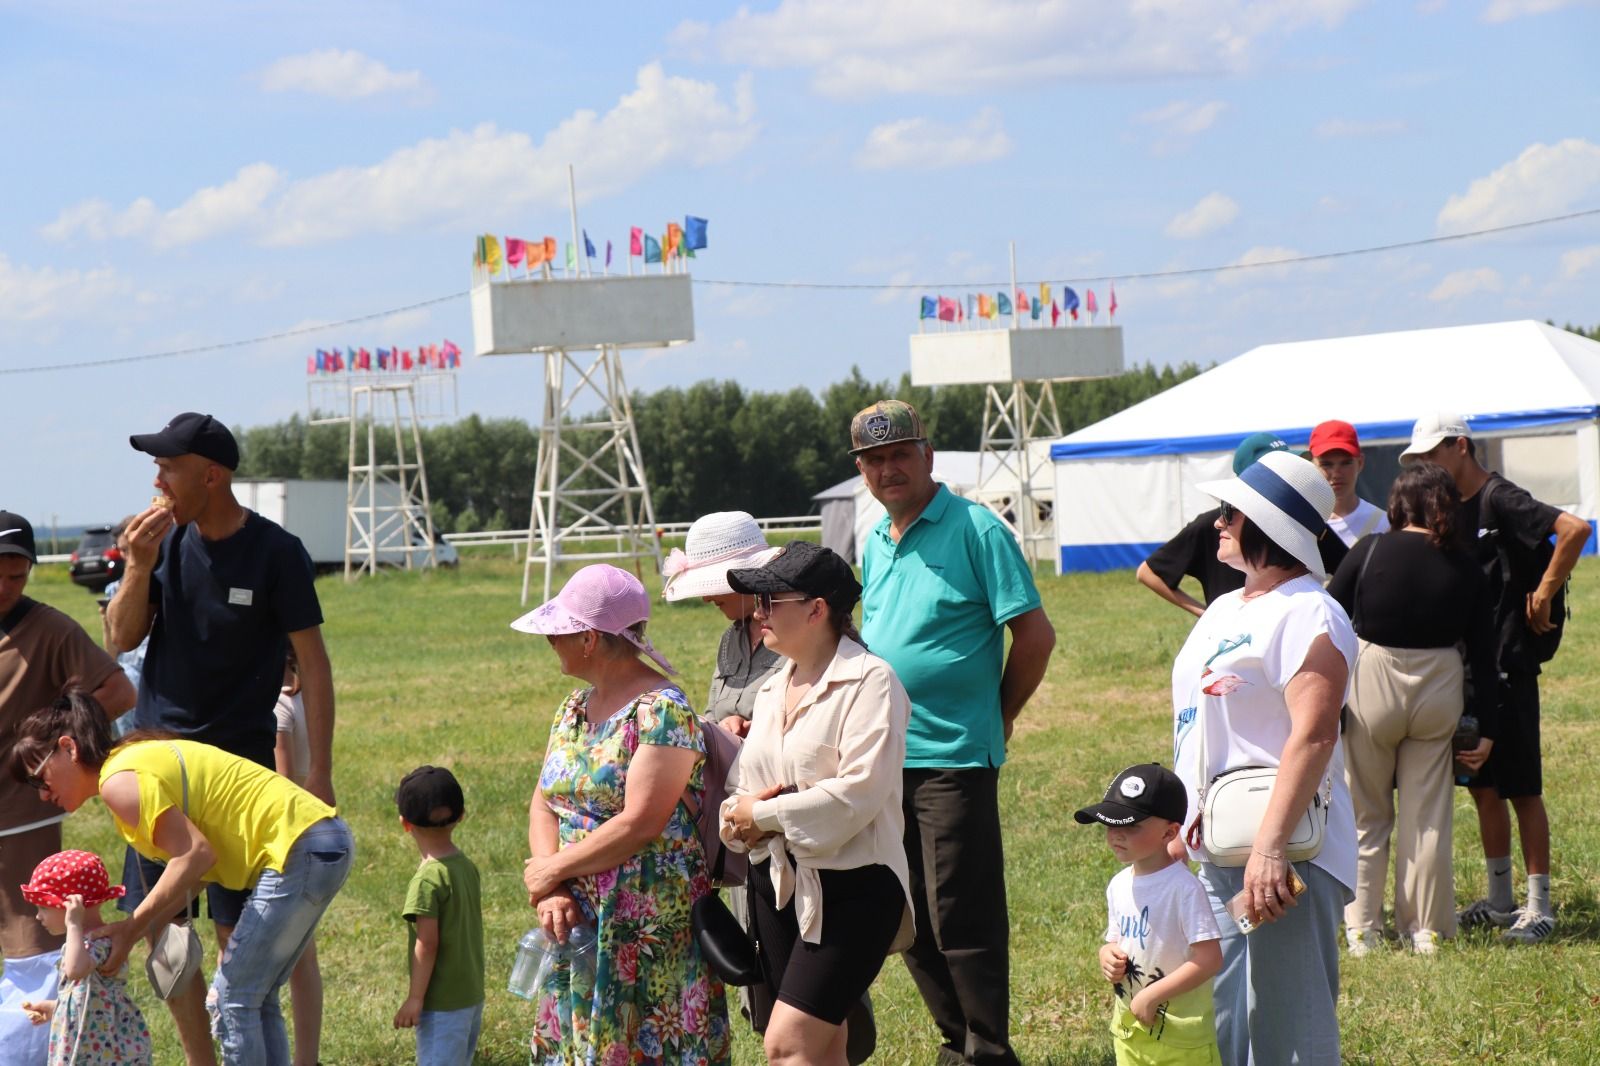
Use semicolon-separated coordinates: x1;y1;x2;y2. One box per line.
719;541;914;1066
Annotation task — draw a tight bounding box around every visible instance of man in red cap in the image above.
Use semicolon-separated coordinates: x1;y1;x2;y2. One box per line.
1309;420;1389;547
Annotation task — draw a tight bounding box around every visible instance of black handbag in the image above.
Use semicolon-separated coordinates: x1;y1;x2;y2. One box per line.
691;890;760;986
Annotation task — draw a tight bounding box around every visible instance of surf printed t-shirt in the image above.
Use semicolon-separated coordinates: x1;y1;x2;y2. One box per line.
1170;575;1359;890
1103;861;1221;1049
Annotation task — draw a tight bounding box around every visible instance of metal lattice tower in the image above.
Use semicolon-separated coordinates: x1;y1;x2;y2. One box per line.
976;381;1065;562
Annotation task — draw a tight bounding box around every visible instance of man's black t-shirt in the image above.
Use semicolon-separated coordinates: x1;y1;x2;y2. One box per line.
1457;473;1561;671
135;512;322;765
1145;507;1352;605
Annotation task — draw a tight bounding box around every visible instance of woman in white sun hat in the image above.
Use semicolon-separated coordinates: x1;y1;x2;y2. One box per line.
1168;449;1358;1066
662;512;784;739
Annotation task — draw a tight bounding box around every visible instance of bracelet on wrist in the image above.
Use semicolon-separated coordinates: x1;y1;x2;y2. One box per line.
1254;848;1286;860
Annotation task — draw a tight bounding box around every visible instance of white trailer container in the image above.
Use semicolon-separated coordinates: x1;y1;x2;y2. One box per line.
235;479;456;571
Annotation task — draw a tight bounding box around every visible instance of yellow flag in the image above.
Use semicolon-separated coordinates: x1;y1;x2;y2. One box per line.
484;235;504;274
1040;282;1052;306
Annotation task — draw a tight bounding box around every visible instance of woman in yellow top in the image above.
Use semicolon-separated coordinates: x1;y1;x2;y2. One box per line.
13;693;353;1066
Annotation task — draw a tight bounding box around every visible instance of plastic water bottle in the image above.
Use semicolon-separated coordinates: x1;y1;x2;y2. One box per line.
508;925;598;999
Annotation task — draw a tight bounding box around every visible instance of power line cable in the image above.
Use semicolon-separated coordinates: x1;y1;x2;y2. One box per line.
4;206;1595;377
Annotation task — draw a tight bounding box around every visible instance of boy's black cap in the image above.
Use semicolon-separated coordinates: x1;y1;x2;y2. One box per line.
129;412;240;471
396;765;465;827
727;540;861;608
1074;763;1187;827
0;512;37;564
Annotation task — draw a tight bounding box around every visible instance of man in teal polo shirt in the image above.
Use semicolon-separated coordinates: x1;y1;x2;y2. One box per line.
852;400;1056;1066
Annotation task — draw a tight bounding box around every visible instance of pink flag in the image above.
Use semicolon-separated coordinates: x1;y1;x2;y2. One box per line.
306;356;315;375
937;296;956;322
506;237;526;268
1051;300;1060;326
1109;284;1118;319
1085;289;1098;314
1015;289;1029;312
630;227;643;256
402;350;413;370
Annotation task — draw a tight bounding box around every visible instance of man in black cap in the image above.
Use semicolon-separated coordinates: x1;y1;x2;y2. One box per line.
0;511;134;1064
107;413;335;1064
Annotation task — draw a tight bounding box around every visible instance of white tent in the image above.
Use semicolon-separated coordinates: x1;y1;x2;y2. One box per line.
1050;320;1600;573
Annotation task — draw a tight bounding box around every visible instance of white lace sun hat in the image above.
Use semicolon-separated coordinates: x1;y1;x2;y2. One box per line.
660;511;782;602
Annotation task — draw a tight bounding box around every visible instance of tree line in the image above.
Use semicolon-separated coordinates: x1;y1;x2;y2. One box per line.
234;362;1206;532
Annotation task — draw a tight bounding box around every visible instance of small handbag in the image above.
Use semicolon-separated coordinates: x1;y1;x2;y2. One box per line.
139;743;204;1000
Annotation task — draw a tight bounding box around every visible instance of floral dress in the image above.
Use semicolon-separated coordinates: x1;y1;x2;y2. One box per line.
530;685;731;1066
50;936;152;1066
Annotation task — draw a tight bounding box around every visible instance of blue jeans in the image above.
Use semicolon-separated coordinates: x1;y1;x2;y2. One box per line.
417;1002;484;1066
1197;862;1349;1066
210;818;354;1065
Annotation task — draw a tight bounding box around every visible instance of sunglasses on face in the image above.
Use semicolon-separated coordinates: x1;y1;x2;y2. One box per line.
757;592;812;614
24;749;54;791
1219;501;1240;525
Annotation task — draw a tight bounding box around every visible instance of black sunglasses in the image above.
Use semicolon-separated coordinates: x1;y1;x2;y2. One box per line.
23;749;54;791
1219;501;1239;525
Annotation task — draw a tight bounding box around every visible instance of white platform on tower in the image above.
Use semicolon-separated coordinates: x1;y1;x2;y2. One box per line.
471;275;694;355
909;325;1124;386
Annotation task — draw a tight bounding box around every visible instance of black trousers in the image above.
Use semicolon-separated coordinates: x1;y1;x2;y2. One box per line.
901;767;1019;1066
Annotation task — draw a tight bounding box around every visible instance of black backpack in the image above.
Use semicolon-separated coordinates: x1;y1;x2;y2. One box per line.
1480;478;1569;666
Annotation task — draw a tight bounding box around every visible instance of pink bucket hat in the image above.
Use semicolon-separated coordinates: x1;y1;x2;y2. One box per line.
21;850;125;909
511;564;677;674
661;511;781;602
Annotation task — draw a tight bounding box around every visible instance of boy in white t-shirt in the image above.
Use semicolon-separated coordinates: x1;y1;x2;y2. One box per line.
1310;420;1389;547
1076;764;1223;1066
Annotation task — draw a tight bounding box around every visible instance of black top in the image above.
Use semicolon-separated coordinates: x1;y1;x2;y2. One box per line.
135;512;323;765
1459;474;1562;671
1327;531;1498;731
1145;507;1352;604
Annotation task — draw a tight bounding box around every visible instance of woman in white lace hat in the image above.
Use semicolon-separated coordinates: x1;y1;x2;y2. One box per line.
1168;449;1358;1066
662;512;784;738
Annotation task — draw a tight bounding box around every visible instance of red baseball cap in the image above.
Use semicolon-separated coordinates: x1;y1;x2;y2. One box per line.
1309;420;1362;458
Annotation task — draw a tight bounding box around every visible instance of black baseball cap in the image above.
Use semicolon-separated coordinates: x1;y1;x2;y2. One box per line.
129;412;240;471
0;511;36;564
727;540;861;609
396;765;465;827
1074;763;1188;827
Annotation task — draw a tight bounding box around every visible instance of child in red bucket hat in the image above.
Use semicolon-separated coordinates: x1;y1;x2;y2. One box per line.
19;850;151;1065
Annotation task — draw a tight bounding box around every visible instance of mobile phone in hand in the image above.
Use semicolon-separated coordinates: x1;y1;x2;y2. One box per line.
1226;867;1307;934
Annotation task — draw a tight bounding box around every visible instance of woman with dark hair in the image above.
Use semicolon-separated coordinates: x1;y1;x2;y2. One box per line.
1327;461;1497;956
1170;450;1358;1065
11;692;353;1065
720;542;913;1066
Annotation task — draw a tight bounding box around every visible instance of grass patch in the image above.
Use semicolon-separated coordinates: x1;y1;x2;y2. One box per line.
23;556;1600;1063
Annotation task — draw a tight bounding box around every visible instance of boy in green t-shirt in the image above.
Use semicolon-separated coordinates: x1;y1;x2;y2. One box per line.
393;766;485;1066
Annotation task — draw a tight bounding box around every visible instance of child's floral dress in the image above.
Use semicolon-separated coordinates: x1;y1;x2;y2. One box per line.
50;935;152;1065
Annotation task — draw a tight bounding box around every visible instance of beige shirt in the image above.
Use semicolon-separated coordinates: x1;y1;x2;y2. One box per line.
719;635;914;950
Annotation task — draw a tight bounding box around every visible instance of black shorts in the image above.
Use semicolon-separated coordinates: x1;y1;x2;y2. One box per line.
747;858;903;1026
1464;671;1542;799
119;846;251;928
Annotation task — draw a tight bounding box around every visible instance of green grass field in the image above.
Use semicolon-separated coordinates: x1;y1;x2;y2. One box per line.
24;552;1600;1065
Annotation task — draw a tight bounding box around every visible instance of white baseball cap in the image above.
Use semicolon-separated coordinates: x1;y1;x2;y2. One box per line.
1400;412;1471;460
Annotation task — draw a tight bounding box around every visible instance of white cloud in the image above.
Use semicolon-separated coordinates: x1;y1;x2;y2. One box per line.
856;108;1013;170
1215;245;1330;285
672;0;1365;99
258;49;426;101
1437;138;1600;233
1138;100;1228;136
1164;193;1240;239
1561;244;1600;279
0;255;129;322
39;65;758;250
1428;266;1502;301
1482;0;1593;22
1315;117;1409;138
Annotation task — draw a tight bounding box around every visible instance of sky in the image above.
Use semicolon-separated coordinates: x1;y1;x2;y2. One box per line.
4;0;1599;524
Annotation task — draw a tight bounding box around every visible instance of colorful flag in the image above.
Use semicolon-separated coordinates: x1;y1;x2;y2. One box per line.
483;236;503;275
402;349;413;371
565;243;576;272
1040;282;1051;307
376;348;389;370
583;230;596;260
998;292;1012;316
543;236;557;262
1086;288;1098;314
920;296;936;319
685;215;708;250
967;294;976;321
644;234;662;264
666;221;683;258
957;298;965;322
306;355;315;375
978;293;992;319
630;227;643;256
526;238;547;269
1032;299;1042;321
1015;289;1028;313
506;237;526;268
474;235;485;268
315;349;326;372
1109;283;1118;319
442;339;461;359
606;240;613;268
1051;300;1060;326
1062;286;1080;320
937;296;956;322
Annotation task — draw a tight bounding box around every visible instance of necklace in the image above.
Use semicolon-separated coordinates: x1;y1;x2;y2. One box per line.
1241;569;1303;600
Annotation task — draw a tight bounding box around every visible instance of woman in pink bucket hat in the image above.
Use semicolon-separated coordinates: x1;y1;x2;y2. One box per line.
512;564;730;1066
662;511;784;739
19;849;151;1065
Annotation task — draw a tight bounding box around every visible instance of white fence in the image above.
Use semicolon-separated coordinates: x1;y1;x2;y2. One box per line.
443;514;821;550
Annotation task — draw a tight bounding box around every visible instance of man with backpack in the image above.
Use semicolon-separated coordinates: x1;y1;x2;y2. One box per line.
1401;415;1588;944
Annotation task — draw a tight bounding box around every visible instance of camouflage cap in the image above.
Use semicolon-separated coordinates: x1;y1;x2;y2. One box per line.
848;399;927;455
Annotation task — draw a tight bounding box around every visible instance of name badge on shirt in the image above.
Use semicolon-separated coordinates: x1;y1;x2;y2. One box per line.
228;587;254;606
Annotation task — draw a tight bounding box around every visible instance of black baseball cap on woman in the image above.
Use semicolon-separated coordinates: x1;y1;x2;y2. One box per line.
130;412;240;471
727;541;861;609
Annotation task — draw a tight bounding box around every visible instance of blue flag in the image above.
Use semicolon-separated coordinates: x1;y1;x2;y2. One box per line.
583;230;596;259
967;294;976;320
920;296;936;319
315;349;326;371
644;234;662;264
684;215;708;250
1062;287;1080;312
997;292;1012;316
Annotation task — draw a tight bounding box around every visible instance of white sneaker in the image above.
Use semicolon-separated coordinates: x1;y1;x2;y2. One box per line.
1410;930;1441;955
1457;898;1517;929
1501;909;1555;945
1346;928;1383;958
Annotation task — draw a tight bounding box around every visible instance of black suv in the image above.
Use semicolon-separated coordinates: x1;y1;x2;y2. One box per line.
69;525;122;592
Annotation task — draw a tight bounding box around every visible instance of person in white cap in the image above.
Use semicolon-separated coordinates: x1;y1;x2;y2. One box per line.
1169;450;1358;1066
1401;413;1588;944
662;512;784;738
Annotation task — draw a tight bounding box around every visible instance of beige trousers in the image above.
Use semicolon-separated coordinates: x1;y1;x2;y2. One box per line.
1342;640;1463;938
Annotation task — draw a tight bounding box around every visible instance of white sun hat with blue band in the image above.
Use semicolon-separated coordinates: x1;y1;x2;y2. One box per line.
1196;450;1336;580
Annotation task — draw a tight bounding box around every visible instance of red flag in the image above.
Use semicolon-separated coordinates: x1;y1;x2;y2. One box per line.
402;349;413;370
1051;300;1060;326
1015;289;1029;312
937;296;956;322
1109;284;1118;319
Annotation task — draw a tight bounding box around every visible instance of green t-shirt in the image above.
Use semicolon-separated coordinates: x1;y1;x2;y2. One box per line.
860;485;1042;769
403;851;485;1012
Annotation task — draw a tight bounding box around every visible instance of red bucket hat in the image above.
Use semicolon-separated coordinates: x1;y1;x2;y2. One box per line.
20;850;125;909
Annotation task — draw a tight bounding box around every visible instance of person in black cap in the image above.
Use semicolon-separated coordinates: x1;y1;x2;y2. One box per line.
0;511;134;1063
719;542;913;1066
107;413;335;1063
1076;764;1222;1064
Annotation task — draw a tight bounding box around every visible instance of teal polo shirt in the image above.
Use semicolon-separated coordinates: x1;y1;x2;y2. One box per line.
860;484;1042;769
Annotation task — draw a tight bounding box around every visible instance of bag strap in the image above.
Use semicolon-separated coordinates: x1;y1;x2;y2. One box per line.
1355;506;1383;541
0;596;36;636
133;743;197;913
